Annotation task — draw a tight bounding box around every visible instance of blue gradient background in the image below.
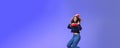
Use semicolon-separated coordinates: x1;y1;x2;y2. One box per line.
0;0;120;48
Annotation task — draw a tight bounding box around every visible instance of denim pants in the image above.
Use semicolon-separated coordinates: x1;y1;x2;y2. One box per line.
67;33;81;48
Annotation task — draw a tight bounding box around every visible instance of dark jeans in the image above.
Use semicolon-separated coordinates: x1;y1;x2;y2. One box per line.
67;33;81;48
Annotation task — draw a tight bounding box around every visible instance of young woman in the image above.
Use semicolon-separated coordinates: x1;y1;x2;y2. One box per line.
67;14;82;48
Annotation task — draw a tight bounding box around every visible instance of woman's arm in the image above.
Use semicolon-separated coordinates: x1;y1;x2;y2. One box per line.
78;24;82;30
67;24;72;29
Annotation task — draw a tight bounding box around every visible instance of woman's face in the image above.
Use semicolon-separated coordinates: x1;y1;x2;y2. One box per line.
73;17;77;22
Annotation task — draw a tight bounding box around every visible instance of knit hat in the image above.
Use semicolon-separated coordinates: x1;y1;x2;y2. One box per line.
74;14;80;17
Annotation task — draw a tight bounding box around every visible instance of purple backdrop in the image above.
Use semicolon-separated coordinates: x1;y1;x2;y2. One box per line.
0;0;120;48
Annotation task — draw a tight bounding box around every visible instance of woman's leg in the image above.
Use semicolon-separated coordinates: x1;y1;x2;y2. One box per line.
71;34;81;48
67;35;75;48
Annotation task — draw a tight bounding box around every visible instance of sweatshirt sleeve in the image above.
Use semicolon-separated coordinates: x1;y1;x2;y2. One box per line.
67;24;72;29
78;24;82;30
